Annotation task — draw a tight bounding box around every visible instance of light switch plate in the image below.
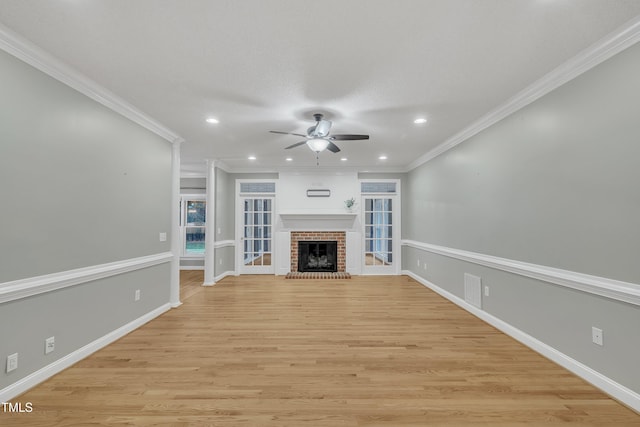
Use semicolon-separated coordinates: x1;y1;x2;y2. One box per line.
45;336;55;354
7;353;18;373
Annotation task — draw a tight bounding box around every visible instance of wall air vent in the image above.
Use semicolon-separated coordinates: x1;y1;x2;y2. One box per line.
464;273;482;309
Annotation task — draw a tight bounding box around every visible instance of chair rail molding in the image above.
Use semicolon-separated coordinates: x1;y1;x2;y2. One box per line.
0;252;173;304
402;240;640;307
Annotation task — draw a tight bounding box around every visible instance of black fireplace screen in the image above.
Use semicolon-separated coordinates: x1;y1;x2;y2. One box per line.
298;241;338;272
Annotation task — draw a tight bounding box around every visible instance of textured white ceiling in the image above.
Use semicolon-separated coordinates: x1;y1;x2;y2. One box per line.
1;0;640;174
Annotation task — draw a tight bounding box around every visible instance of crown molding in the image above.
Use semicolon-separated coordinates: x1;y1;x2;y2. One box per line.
406;15;640;172
0;23;182;144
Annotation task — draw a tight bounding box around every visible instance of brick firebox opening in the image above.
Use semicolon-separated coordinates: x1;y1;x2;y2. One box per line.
290;231;346;273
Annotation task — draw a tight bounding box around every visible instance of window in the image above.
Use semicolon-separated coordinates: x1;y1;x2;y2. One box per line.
181;197;206;256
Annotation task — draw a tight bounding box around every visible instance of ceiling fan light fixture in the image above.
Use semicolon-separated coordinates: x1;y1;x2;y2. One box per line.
307;138;329;152
414;118;427;124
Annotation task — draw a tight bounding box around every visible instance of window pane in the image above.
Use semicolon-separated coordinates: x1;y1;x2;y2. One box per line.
384;199;392;211
365;226;373;238
365;239;374;251
264;226;272;239
263;199;272;211
365;199;373;211
254;199;261;211
186;201;206;226
365;212;373;225
185;227;205;254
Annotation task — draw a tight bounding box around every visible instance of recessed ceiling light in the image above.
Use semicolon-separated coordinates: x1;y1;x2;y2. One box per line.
206;117;219;124
414;118;427;124
378;155;388;160
248;155;256;160
340;158;348;161
285;157;293;162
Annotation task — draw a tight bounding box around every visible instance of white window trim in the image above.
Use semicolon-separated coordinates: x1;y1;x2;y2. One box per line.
359;179;402;275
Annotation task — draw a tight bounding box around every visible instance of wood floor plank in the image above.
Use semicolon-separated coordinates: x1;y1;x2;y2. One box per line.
4;273;639;426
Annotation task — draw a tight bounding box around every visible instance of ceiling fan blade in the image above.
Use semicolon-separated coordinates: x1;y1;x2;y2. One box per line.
270;130;307;137
330;134;370;141
326;141;341;153
284;141;308;149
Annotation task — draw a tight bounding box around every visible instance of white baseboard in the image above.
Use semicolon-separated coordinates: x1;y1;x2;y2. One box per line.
203;270;235;286
0;303;171;402
402;270;640;413
179;266;205;271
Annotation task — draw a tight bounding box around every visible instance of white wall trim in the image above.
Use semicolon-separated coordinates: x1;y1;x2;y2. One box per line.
403;270;640;412
179;266;205;271
406;15;640;172
0;23;182;144
0;252;173;304
403;240;640;307
0;303;171;402
214;240;235;248
203;270;235;286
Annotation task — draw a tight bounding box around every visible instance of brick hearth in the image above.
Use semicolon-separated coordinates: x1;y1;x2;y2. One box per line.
291;231;346;273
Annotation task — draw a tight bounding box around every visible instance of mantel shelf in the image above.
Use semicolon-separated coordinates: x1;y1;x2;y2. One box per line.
279;212;357;220
278;211;358;230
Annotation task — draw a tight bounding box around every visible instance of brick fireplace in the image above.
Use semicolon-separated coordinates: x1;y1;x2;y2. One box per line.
290;231;346;272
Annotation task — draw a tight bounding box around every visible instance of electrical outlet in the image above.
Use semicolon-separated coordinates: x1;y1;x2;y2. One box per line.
219;259;222;265
159;232;167;242
45;336;55;354
423;262;427;271
416;260;420;267
217;227;222;235
6;353;18;373
592;327;603;346
484;286;490;297
135;289;141;302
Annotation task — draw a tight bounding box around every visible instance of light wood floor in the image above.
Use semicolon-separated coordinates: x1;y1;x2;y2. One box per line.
6;272;639;426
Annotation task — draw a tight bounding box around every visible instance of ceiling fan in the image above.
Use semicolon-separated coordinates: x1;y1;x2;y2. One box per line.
269;113;369;154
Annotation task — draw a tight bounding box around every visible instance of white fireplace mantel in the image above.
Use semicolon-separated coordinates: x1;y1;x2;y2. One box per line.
278;211;358;231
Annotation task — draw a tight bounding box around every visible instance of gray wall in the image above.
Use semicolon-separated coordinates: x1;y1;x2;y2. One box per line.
0;49;172;389
215;168;235;241
214;168;235;276
403;42;640;393
180;177;206;195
